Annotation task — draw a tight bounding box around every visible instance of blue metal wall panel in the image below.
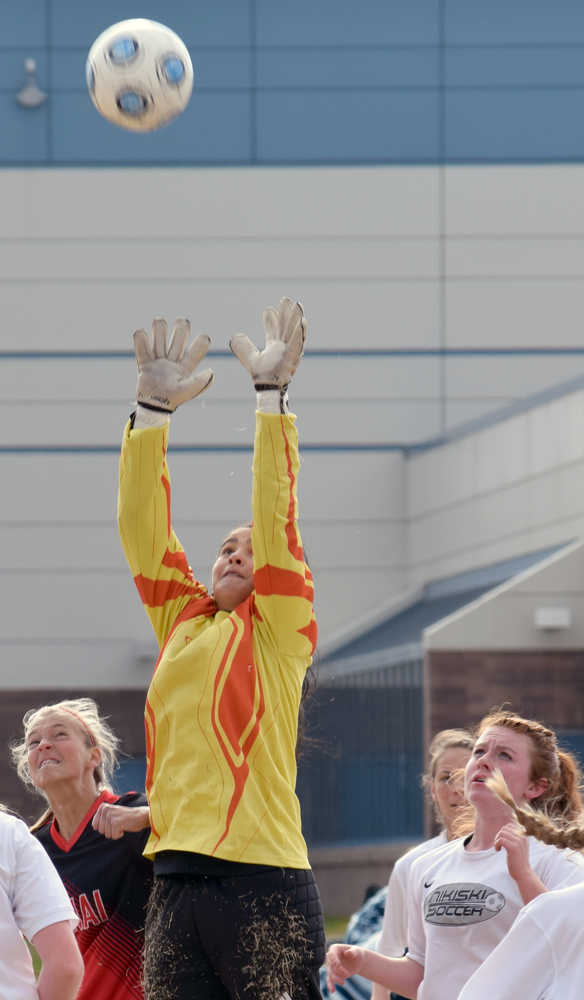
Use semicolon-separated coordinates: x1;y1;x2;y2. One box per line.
53;91;252;163
342;756;424;842
445;46;584;87
256;0;440;46
115;755;147;794
1;0;584;165
444;0;584;44
49;46;253;91
49;0;252;47
558;730;584;769
446;88;584;162
257;89;440;163
257;47;439;89
0;2;45;47
0;96;48;161
297;682;424;847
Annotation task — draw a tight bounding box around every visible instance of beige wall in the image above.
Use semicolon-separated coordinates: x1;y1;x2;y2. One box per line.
424;540;584;651
2;164;584;686
407;388;584;591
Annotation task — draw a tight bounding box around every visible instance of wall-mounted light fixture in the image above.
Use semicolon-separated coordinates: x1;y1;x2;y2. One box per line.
533;606;572;631
16;59;47;109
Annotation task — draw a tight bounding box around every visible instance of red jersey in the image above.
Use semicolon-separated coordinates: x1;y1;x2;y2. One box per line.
35;789;152;1000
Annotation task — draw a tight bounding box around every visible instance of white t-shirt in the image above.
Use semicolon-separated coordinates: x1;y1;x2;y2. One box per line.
377;831;447;958
0;811;78;1000
406;834;584;1000
458;881;584;1000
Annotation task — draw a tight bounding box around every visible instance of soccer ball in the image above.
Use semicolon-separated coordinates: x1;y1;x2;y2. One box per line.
86;19;194;132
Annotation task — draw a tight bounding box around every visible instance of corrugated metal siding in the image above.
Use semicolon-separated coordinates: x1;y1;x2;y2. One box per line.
4;0;584;165
298;658;423;847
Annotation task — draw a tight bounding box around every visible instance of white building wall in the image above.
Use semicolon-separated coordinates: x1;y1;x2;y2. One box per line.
407;389;584;588
424;540;584;651
1;164;584;686
1;167;417;686
444;164;584;426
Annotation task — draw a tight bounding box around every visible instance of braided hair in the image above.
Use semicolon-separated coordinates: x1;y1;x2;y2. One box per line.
487;769;584;851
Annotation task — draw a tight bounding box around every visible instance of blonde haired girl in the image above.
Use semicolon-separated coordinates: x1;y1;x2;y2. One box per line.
12;698;152;1000
371;729;474;1000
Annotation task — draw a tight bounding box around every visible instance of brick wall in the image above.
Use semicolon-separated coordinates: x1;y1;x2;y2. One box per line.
424;649;584;738
422;649;584;834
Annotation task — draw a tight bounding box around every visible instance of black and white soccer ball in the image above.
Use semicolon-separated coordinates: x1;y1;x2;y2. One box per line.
86;18;194;132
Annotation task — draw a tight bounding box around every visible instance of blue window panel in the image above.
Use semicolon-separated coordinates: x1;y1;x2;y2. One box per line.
341;757;423;842
257;46;439;89
0;50;48;91
189;48;253;89
0;1;45;47
257;89;439;163
445;88;584;162
446;46;584;87
51;91;252;163
0;97;48;162
256;0;440;47
50;0;252;48
50;46;252;91
115;756;146;795
445;0;584;44
557;730;584;770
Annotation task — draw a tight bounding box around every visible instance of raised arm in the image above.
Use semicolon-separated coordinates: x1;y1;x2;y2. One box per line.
231;299;316;656
118;317;215;645
92;800;150;840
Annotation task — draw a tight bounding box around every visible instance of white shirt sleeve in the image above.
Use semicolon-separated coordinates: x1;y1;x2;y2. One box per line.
377;834;447;960
457;906;552;1000
403;861;426;969
377;857;409;957
11;818;78;941
538;846;584;890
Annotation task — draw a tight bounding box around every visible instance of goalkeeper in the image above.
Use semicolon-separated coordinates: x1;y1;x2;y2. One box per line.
118;298;325;1000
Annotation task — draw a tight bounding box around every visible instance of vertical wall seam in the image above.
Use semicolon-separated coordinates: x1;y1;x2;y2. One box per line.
249;0;257;164
438;0;447;435
46;0;52;162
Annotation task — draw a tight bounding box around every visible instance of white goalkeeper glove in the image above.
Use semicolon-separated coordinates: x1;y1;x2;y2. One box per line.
133;317;214;421
230;298;306;413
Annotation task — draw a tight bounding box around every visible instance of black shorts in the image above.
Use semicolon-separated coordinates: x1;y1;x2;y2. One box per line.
144;866;326;1000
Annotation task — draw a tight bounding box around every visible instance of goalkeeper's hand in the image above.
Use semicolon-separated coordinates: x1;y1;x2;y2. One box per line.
229;297;306;391
133;317;214;413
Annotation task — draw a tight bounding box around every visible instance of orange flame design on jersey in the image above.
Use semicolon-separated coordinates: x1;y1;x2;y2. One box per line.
210;600;265;853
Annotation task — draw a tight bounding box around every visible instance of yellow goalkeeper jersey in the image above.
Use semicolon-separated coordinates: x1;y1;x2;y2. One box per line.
118;412;316;868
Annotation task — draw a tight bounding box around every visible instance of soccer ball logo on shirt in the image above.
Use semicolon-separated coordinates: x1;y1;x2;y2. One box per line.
424;883;506;925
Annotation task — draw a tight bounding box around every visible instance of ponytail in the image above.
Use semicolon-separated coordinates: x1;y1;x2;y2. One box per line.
550;751;584;822
29;807;54;834
487;770;584;851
